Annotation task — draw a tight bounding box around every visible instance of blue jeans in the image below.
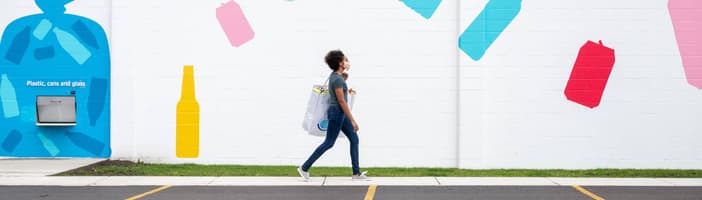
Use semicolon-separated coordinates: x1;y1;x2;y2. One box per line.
302;105;360;175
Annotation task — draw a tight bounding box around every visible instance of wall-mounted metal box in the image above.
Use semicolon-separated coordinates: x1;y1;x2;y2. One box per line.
36;96;76;126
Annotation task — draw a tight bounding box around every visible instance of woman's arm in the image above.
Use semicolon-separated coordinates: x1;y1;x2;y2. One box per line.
335;87;359;132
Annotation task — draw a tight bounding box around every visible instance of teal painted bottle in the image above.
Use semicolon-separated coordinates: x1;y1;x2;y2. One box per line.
53;27;92;65
459;0;522;61
1;74;20;118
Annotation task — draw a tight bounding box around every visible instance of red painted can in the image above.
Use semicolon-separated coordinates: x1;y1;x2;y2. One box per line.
564;40;616;109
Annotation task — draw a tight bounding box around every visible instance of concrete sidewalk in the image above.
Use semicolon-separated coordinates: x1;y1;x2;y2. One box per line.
1;176;702;186
0;158;104;177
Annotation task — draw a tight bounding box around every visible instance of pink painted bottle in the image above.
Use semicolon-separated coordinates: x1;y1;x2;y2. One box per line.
669;0;702;89
216;0;255;47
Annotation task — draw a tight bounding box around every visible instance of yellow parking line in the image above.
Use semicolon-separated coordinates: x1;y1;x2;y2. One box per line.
125;185;172;200
364;185;377;200
572;185;605;200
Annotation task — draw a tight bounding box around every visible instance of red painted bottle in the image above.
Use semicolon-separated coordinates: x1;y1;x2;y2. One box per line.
564;40;616;109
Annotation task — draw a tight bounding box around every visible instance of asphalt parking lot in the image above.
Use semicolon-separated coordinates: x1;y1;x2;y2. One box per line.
2;186;702;200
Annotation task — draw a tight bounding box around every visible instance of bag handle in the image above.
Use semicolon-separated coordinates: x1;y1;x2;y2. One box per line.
319;73;330;88
321;77;329;86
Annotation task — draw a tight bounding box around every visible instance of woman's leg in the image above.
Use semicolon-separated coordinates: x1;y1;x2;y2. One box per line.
340;117;360;175
301;107;344;172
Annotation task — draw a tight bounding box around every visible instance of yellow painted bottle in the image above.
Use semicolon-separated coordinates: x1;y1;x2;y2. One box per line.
176;65;199;158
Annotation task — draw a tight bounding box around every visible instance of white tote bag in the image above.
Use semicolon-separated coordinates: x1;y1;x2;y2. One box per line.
302;83;331;137
302;79;356;137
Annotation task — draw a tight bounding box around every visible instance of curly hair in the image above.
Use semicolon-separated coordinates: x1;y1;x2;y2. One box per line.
325;50;345;71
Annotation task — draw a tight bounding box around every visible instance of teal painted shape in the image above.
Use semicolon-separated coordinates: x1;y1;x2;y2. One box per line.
459;0;522;61
33;19;52;40
53;27;91;65
19;106;33;122
37;131;60;156
1;74;20;118
400;0;442;19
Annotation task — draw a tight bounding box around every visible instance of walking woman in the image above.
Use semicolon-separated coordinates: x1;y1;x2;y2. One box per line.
298;50;370;181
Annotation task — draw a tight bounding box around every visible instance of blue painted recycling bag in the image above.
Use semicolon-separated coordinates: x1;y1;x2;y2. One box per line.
0;0;110;157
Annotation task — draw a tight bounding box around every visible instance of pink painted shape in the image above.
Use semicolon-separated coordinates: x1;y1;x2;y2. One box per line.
669;0;702;89
216;0;255;47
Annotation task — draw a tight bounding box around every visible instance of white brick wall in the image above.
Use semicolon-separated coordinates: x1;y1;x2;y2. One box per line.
3;0;699;168
458;0;702;169
109;0;460;168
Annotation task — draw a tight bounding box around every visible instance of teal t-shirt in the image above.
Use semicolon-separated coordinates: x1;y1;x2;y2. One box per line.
328;72;348;106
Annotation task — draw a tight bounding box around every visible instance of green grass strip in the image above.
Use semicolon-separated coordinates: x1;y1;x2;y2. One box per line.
54;160;702;177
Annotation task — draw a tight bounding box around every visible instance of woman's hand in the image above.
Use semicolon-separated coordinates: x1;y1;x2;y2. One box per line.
336;87;359;132
352;120;359;133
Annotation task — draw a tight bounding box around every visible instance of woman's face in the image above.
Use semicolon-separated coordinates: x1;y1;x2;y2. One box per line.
340;57;350;71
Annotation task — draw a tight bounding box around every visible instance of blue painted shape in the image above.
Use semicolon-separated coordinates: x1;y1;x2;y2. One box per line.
459;0;522;61
0;0;111;158
88;78;107;126
20;106;34;122
1;74;20;118
66;131;104;156
33;19;53;40
4;26;31;64
36;0;74;16
37;131;60;156
72;20;99;49
53;27;91;65
34;46;55;60
400;0;442;19
2;130;22;152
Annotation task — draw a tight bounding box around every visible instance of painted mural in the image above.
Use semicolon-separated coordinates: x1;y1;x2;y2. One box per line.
0;0;110;157
669;0;702;90
176;65;199;158
564;40;616;109
400;0;442;19
217;0;255;47
459;0;522;61
0;0;698;159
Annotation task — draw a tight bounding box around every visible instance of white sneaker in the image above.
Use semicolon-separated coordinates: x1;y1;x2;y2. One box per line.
352;171;371;181
297;166;310;181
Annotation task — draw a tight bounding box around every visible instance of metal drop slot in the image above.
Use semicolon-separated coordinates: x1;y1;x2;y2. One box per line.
35;96;77;126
